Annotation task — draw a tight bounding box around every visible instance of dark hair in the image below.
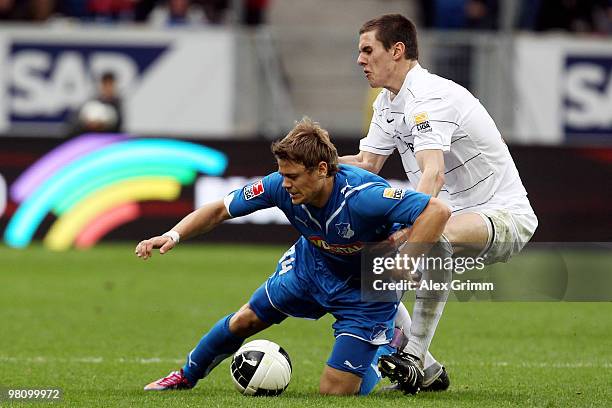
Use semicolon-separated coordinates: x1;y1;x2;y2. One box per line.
359;14;418;60
271;117;338;177
101;71;115;82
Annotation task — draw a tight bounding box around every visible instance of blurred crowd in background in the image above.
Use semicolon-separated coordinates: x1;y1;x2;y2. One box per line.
0;0;270;25
1;0;611;33
421;0;611;33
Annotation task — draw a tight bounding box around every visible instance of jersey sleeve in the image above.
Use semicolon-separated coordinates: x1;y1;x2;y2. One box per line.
407;98;460;153
223;173;283;218
352;184;431;225
359;91;396;156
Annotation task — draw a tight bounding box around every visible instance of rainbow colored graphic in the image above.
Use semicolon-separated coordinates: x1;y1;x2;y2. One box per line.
5;134;227;250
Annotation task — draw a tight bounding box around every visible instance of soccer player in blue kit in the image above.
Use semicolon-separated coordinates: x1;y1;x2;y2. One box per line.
135;117;450;395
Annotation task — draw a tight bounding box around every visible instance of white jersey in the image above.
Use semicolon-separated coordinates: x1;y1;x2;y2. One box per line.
360;63;533;214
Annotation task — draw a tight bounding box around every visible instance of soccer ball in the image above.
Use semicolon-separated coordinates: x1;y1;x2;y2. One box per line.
78;100;117;129
230;339;292;396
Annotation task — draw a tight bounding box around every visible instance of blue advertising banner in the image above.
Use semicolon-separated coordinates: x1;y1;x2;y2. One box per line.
0;27;237;137
9;42;167;124
564;56;612;142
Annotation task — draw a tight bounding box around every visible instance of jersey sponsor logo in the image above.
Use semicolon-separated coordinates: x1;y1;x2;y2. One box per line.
414;112;432;133
308;236;363;255
243;180;265;200
383;188;404;200
335;222;355;239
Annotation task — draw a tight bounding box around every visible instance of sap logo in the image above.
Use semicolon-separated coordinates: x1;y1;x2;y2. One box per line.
564;56;612;133
9;43;167;121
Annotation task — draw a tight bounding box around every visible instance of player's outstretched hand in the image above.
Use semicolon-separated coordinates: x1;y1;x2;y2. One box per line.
134;236;176;260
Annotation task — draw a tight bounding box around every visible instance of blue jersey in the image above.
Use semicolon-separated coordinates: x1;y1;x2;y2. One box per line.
224;164;430;278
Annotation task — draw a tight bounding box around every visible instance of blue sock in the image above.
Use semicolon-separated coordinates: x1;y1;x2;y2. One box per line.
182;313;245;385
359;344;395;395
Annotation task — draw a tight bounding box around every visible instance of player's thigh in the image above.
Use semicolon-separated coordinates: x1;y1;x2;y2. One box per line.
326;274;397;344
320;334;379;395
444;212;490;256
249;243;325;324
480;210;537;264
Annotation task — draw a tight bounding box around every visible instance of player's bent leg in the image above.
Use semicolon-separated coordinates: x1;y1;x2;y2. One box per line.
144;284;286;391
393;303;443;372
144;312;247;391
321;333;381;395
184;283;287;383
319;366;362;396
360;344;393;394
180;310;256;387
443;212;490;257
229;304;272;337
445;210;537;264
477;210;537;264
381;237;453;394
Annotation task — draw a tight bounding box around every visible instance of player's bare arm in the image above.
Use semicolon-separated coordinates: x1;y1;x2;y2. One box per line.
395;197;450;277
393;197;450;246
338;150;388;174
415;149;445;197
135;199;230;259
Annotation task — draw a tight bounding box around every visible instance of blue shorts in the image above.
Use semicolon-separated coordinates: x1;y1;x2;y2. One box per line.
248;239;398;376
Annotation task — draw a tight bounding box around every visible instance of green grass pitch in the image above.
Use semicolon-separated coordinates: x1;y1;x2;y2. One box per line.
1;243;610;407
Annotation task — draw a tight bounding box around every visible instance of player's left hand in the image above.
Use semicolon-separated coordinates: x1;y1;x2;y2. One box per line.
134;236;176;260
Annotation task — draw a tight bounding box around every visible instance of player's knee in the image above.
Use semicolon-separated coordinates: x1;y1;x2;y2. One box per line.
319;367;361;395
229;305;267;337
430;197;452;221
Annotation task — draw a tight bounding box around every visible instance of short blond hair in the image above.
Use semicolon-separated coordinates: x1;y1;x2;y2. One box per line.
271;117;339;176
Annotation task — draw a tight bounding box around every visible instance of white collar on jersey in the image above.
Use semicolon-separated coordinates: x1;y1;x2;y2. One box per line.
403;62;426;91
387;62;426;103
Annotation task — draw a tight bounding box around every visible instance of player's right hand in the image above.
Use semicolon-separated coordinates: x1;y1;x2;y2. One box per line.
134;236;176;260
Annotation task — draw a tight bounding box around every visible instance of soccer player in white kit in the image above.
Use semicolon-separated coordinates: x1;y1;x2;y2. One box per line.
340;14;538;394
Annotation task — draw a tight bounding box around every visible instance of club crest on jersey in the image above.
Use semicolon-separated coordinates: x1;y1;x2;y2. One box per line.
244;180;265;200
370;324;389;342
335;222;355;239
383;188;404;200
414;112;432;133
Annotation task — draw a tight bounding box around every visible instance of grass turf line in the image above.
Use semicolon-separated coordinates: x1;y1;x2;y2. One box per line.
0;243;610;407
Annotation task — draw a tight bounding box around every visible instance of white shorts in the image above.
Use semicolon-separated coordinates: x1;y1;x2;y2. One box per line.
476;210;538;264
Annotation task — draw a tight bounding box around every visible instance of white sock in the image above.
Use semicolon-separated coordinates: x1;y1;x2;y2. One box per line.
401;240;452;367
403;297;446;367
394;301;438;368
